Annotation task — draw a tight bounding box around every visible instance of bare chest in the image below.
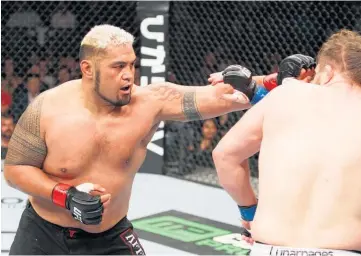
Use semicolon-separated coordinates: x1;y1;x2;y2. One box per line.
44;112;157;171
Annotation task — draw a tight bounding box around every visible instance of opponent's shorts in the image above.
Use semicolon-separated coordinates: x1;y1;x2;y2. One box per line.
9;201;145;255
251;242;361;256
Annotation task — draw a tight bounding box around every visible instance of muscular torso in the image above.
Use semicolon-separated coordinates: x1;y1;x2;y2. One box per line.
30;81;160;233
252;81;361;250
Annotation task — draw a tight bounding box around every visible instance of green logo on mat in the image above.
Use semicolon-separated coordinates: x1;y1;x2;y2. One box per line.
132;210;251;255
133;216;230;242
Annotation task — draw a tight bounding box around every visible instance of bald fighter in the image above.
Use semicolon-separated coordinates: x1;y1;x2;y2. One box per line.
213;29;361;255
3;24;267;255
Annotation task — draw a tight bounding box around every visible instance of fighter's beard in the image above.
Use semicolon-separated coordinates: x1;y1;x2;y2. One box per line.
94;70;131;107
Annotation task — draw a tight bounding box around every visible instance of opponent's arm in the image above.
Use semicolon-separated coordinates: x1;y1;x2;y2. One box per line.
212;93;269;220
151;82;250;122
4;95;106;225
252;75;268;86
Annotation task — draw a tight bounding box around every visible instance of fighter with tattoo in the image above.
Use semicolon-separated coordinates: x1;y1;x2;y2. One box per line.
4;25;255;255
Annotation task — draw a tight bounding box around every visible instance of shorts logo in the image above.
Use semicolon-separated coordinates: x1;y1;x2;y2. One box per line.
120;229;145;255
271;247;334;256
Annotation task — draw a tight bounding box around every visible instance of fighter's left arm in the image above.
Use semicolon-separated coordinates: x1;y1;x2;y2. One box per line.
212;94;268;208
150;82;251;122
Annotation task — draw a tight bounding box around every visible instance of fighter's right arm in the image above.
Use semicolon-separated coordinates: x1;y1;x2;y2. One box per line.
4;94;106;225
3;94;58;199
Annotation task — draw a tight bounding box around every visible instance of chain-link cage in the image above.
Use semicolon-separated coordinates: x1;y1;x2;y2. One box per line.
2;1;361;189
163;1;361;191
1;1;139;125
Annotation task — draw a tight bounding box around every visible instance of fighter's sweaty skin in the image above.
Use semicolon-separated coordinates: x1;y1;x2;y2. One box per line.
251;80;361;251
5;80;203;233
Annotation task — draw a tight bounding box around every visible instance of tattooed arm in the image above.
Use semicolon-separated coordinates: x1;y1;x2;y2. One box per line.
150;82;251;122
3;94;58;200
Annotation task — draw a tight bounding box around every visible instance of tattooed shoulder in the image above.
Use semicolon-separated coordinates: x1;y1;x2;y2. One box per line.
5;94;47;168
148;83;183;102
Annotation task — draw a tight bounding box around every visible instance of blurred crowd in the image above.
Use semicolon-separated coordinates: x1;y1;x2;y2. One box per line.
1;53;81;157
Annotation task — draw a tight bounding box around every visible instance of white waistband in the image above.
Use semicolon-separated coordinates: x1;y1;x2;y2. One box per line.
250;242;361;256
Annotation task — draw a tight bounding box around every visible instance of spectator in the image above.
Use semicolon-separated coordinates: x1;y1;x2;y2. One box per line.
27;63;41;75
65;56;80;79
39;58;56;87
185;119;219;170
1;78;11;94
27;59;56;88
12;74;48;123
1;113;15;160
198;119;218;152
59;54;68;67
1;90;12;115
2;57;22;93
65;56;77;71
57;66;71;85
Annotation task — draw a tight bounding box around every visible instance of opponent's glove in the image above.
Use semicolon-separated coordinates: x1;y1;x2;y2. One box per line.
222;65;269;105
263;54;316;90
52;183;103;225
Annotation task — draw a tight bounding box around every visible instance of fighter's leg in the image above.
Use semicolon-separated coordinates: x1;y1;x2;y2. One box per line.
9;202;68;255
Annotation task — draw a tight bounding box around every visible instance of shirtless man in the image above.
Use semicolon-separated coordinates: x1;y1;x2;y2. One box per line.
212;29;361;255
3;24;268;255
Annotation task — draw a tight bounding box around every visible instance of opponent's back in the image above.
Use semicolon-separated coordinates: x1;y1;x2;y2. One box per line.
253;79;361;249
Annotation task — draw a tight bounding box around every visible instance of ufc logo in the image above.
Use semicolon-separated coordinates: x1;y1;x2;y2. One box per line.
73;207;83;223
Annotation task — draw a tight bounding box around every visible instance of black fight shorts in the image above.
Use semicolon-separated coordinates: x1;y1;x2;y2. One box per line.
9;201;145;255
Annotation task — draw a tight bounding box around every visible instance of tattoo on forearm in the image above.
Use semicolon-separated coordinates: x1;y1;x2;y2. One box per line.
5;95;47;168
182;91;202;121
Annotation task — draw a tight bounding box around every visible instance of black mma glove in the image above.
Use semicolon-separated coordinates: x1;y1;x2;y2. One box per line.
263;54;316;90
276;54;316;85
52;183;103;225
222;65;269;105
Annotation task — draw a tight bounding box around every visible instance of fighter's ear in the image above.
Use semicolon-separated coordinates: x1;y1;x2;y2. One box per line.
321;64;334;85
80;60;94;79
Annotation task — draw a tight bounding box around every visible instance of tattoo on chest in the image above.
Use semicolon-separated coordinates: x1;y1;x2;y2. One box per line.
5;95;47;168
182;91;202;121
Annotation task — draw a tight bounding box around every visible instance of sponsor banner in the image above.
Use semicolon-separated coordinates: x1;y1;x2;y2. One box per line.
137;1;169;87
132;210;252;255
137;1;169;173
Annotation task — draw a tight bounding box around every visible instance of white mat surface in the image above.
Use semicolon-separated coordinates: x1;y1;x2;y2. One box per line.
1;172;242;255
